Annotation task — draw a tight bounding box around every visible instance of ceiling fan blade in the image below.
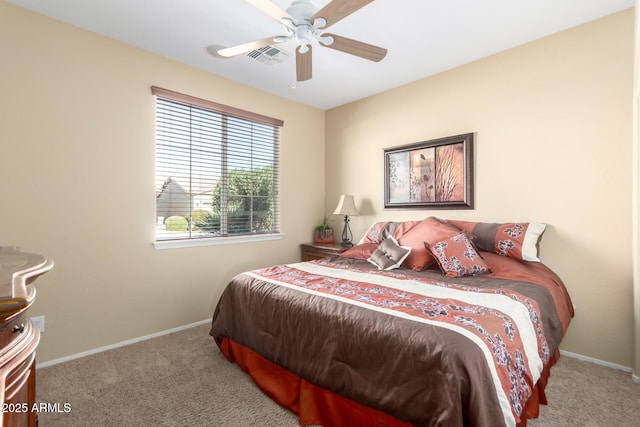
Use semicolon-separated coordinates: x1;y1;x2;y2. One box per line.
296;45;312;81
246;0;296;24
311;0;374;28
320;34;387;62
217;37;279;57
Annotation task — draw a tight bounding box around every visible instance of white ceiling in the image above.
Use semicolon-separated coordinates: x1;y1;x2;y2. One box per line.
7;0;635;110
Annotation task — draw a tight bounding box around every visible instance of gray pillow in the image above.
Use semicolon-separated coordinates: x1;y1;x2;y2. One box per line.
367;237;412;270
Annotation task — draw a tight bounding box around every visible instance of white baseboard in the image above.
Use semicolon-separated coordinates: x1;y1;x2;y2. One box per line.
560;349;634;374
35;318;212;369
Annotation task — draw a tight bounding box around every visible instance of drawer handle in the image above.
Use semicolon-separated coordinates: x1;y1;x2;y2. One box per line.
12;324;25;333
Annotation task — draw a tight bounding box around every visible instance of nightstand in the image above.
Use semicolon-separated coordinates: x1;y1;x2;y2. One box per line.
300;242;349;261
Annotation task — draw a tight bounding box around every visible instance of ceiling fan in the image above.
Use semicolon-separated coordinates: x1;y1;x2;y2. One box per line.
217;0;387;82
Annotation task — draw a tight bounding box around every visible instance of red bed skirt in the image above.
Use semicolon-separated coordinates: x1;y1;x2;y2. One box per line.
219;338;558;427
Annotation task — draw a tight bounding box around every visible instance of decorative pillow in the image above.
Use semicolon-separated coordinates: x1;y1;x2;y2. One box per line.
359;222;397;244
426;232;492;278
447;220;546;262
358;220;419;244
398;217;461;271
367;237;412;270
340;243;378;260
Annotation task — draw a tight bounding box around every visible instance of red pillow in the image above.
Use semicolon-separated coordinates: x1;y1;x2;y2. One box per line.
398;217;461;271
340;243;378;259
426;232;492;278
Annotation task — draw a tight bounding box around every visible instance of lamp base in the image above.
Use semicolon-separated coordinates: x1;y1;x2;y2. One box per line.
340;215;354;248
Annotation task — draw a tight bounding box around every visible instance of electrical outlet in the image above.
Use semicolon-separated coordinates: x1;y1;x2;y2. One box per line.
31;316;45;333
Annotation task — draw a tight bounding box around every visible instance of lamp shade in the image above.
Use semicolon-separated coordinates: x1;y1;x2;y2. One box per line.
333;195;359;216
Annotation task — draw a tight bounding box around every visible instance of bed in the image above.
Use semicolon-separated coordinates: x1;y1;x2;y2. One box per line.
210;217;574;427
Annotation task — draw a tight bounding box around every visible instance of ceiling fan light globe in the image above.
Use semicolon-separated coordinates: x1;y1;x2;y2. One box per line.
317;35;333;46
280;17;296;32
313;17;327;29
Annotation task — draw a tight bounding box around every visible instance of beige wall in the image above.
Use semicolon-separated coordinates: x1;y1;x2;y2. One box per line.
1;1;635;369
0;2;325;363
326;10;635;366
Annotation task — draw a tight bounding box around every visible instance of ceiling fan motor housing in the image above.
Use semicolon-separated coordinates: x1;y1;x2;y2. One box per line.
295;25;314;52
282;1;332;51
285;0;319;23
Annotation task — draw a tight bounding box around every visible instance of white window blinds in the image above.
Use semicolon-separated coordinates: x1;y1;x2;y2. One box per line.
152;87;282;242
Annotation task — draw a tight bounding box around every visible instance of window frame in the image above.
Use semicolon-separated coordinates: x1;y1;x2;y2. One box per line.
151;86;284;249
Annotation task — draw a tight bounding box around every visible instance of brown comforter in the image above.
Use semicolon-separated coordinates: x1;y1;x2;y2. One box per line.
210;253;573;427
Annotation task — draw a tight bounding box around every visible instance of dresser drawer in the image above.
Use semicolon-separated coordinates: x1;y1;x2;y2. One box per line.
0;312;29;348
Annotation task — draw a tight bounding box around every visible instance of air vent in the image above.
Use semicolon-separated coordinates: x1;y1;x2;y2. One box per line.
246;46;290;66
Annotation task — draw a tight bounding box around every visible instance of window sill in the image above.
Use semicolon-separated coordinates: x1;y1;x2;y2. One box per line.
153;233;284;250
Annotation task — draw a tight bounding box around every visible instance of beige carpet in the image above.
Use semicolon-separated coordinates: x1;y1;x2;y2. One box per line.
36;323;640;426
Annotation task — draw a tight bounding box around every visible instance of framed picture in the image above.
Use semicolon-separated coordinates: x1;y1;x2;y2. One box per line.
384;133;474;209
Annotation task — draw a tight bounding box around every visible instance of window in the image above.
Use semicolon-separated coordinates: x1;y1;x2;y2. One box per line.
152;87;282;245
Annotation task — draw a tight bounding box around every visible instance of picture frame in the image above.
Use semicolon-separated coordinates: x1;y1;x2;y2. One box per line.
384;133;474;209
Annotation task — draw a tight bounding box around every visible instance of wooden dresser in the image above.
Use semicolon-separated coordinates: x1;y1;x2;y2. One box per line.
0;247;53;427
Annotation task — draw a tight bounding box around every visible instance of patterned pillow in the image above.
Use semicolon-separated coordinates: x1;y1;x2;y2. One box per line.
426;232;492;278
398;217;461;271
447;220;546;262
367;237;412;270
358;221;419;244
359;222;396;244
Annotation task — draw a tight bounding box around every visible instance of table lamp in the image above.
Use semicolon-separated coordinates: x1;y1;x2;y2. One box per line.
333;195;358;247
